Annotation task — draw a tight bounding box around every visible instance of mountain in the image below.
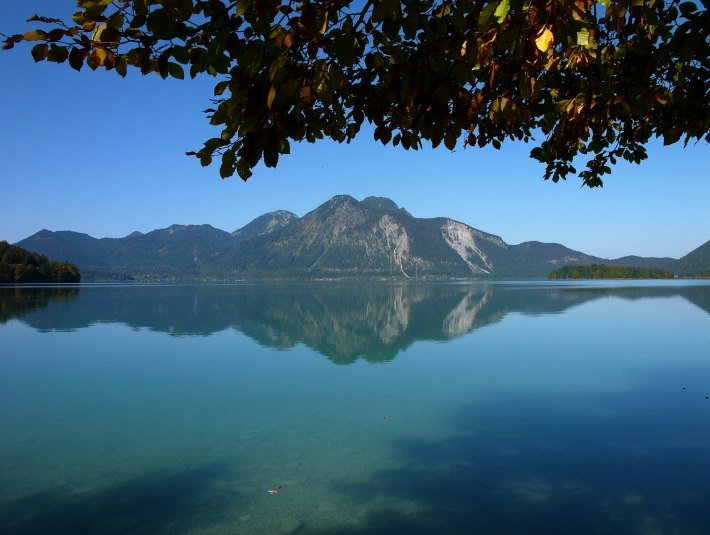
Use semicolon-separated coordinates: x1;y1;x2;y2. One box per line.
214;195;604;279
18;225;237;278
589;241;709;276
118;224;237;274
599;255;676;271
215;195;508;278
360;196;412;216
19;230;106;268
675;240;710;276
14;196;709;280
490;241;602;278
231;210;298;243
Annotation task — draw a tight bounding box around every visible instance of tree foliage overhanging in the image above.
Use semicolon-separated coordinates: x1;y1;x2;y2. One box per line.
3;0;709;186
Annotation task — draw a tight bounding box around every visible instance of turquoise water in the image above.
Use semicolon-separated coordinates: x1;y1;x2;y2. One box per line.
1;282;709;534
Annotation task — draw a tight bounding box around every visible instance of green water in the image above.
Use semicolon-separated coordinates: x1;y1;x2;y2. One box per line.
1;282;709;534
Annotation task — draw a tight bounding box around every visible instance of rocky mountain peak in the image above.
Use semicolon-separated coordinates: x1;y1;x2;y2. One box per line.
232;210;299;242
361;196;412;217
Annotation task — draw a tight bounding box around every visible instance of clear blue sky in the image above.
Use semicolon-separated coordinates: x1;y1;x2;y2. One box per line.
1;1;708;259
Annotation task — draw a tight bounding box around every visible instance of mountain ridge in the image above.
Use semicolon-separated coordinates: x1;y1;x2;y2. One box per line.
14;196;709;280
231;210;298;243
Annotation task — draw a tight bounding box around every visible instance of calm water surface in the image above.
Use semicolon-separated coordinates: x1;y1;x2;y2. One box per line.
1;282;709;534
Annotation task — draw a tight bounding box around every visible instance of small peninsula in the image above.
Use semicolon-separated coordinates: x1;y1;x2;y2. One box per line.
548;264;675;280
0;241;80;283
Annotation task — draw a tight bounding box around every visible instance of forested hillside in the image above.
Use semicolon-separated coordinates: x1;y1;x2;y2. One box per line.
548;265;675;280
0;242;80;283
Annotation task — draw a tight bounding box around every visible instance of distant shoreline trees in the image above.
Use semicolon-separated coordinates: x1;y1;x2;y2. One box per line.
548;264;675;280
0;241;80;283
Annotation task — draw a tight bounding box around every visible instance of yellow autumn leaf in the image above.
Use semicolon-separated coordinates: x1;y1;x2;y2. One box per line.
267;84;277;109
91;23;107;43
93;47;108;66
535;27;554;52
23;30;46;42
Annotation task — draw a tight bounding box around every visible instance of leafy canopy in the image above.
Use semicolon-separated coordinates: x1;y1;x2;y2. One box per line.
3;0;708;186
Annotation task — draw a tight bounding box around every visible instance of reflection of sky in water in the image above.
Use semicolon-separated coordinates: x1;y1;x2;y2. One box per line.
1;283;709;534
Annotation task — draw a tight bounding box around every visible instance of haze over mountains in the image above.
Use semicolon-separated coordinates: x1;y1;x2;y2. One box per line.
16;195;709;280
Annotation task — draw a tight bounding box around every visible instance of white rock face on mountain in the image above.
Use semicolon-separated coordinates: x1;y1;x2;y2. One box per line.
440;220;496;274
376;214;412;277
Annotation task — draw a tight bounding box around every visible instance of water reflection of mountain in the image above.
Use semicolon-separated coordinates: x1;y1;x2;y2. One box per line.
2;283;708;364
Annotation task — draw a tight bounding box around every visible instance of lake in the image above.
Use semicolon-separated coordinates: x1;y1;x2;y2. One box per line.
1;281;709;534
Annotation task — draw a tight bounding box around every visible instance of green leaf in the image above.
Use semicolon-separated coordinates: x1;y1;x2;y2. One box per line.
172;46;190;64
679;2;696;15
47;45;69;63
97;26;120;45
333;32;356;66
219;149;236;178
374;125;392;145
147;9;173;40
214;81;229;96
280;138;290;155
478;3;497;28
71;11;89;24
165;0;194;20
68;47;86;71
235;0;249;17
31;43;48;62
444;132;456;150
372;0;400;23
494;0;510;23
236;159;252;181
263;142;278;167
78;0;113;7
107;14;125;29
116;56;127;77
576;29;589;47
679;33;701;60
168;62;184;79
134;0;148;16
663;128;682;145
